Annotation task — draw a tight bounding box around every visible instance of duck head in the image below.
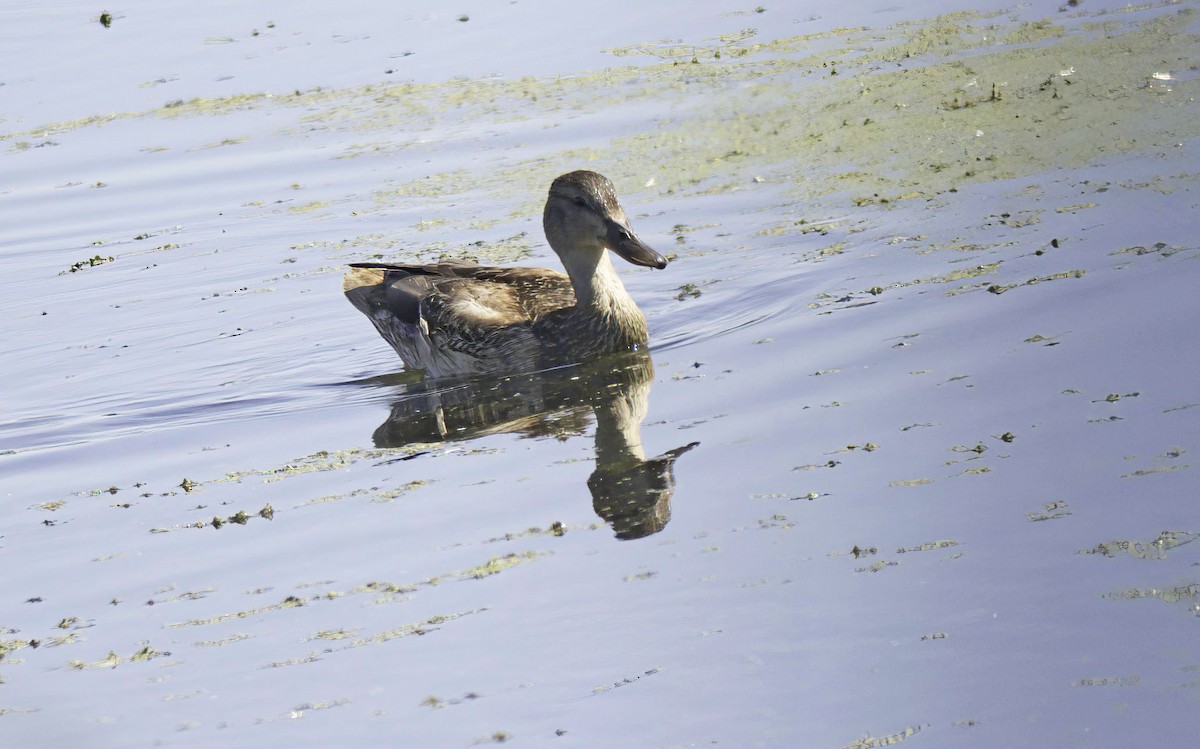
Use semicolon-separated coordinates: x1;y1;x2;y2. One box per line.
543;171;668;270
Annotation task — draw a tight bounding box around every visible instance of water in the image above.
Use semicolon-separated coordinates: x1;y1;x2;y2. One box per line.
3;1;1199;746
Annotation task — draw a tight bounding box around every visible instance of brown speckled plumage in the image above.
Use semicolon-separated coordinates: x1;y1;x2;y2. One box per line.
344;171;667;377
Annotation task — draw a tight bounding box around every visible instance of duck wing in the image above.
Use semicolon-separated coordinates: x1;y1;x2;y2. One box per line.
345;262;576;328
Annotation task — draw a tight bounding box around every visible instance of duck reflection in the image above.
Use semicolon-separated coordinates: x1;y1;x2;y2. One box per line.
370;351;697;539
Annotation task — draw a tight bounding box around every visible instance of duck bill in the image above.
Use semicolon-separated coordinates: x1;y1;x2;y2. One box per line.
607;222;668;269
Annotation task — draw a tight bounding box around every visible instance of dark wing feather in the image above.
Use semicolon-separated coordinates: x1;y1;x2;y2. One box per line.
346;261;576;327
461;266;577;320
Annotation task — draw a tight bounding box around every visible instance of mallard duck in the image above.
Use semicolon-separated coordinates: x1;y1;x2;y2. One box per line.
344;170;668;377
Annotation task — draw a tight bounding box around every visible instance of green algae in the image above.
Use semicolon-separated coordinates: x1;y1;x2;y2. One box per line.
1103;583;1199;604
898;539;960;553
1082;531;1197;559
839;724;922;748
165;596;304;629
192;633;252;648
271;608;487;665
987;269;1085;294
934;262;1002;283
194;136;249;150
1070;676;1141;687
7;5;1194;239
216;446;432;484
67;643;171;670
1121;464;1190;477
371;479;429;503
1027;500;1072;522
855;560;898;573
164;545;546;632
1112;241;1191;258
482;522;574;544
287;199;335;215
462;551;544;580
889;478;934;487
61;254;115;275
309;629;358;641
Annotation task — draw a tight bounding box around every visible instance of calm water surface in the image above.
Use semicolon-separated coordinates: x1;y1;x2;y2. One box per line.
2;1;1199;746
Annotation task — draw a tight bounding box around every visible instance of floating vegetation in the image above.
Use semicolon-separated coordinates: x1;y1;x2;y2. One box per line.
941;81;1004;110
889;478;933;487
482;523;569;543
951;443;987;455
1121;464;1189;478
838;724;921;748
1024;333;1062;345
5;2;1189;222
842;442;878;453
129;644;169;662
166;595;307;629
1112;242;1188;258
68;644;171;670
898;539;959;553
421;691;481;710
62;254;114;274
755;514;796;531
0;638;39;658
624;571;657;582
463;551;544;580
855;560;898;573
1071;676;1140;688
1103;584;1199;604
986;269;1085;294
4;3;1199;738
1027;500;1071;522
153;503;275;532
371;480;429;504
165;547;543;630
592;667;663;694
934;263;1001;283
197;136;249;150
794;461;840;471
259;609;487;668
216;446;435;485
288;199;334;215
1082;531;1196;560
193;633;252;648
987;210;1042;228
1055;202;1097;214
309;629;358;642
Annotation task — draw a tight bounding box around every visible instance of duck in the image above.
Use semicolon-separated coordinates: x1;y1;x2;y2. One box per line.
343;170;669;377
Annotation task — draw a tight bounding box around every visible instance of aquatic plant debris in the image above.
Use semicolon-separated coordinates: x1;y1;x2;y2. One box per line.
4;6;1194;227
62;254;114;274
2;1;1198;745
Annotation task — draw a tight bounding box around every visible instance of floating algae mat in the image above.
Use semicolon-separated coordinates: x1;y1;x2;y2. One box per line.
1;1;1198;747
8;5;1196;221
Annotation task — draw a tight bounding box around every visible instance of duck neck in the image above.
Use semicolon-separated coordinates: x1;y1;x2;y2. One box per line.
563;250;623;308
562;250;648;344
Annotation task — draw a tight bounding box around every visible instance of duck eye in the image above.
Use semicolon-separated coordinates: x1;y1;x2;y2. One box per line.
571;196;589;208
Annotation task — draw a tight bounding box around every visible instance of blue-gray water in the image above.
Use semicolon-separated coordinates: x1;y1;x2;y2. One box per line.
2;1;1198;746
